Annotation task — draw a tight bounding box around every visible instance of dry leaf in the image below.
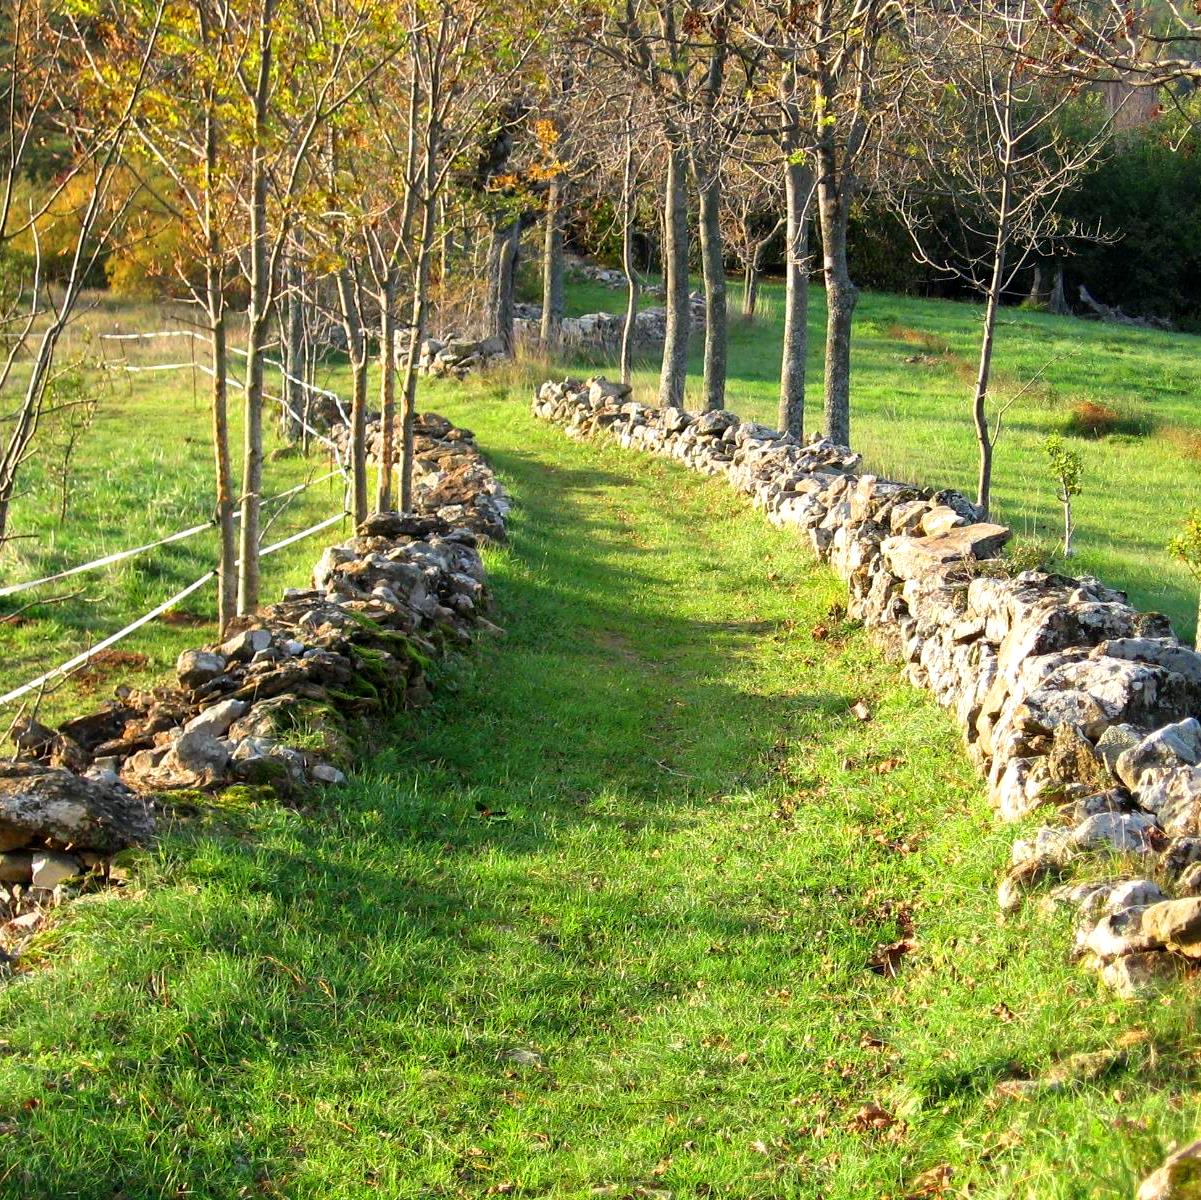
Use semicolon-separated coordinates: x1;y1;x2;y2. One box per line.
851;701;872;722
848;1102;896;1133
868;938;916;977
905;1163;954;1197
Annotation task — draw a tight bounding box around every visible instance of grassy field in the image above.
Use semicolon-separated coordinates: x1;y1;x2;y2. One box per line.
1;281;1196;728
0;384;1196;1198
0;296;357;724
558;277;1201;640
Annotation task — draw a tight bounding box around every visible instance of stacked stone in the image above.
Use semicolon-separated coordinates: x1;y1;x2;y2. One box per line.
513;295;705;354
563;255;665;298
396;334;510;380
2;415;506;906
330;411;510;544
533;375;1201;999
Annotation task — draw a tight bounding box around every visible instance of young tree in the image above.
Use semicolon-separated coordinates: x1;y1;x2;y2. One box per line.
0;0;165;548
126;0;243;630
1044;434;1082;557
891;1;1113;517
809;0;891;446
231;0;402;612
720;157;783;321
1168;512;1201;649
740;5;818;439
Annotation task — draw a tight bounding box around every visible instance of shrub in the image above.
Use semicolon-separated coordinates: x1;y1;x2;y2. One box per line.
1066;400;1152;439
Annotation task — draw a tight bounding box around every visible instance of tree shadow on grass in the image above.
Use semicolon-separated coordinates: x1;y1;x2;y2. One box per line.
0;421;871;1199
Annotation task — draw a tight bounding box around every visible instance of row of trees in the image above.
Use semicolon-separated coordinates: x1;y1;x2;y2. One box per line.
4;0;1200;632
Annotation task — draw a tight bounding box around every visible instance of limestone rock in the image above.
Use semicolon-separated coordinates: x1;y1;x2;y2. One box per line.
1116;718;1201;790
31;850;81;889
1103;952;1186;1001
1142;767;1201;835
1137;1138;1201;1200
0;763;152;853
176;649;227;689
881;523;1011;580
1141;898;1201;957
183;698;248;739
1069;810;1157;854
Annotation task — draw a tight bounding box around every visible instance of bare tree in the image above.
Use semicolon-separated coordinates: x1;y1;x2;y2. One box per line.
719;155;783;320
889;0;1114;517
0;0;165;548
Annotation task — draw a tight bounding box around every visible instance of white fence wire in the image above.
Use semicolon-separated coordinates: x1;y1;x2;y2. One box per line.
1;328;359;709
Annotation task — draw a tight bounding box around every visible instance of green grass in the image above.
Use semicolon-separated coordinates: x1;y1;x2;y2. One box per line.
551;277;1201;641
0;296;357;723
3;280;1196;725
0;382;1197;1198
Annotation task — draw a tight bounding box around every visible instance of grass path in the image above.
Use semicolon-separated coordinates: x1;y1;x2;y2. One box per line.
0;393;1198;1198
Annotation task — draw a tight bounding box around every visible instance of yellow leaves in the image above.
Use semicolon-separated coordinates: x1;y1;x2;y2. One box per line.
532;117;560;152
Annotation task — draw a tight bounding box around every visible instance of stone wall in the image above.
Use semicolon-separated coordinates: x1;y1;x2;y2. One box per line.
533;376;1201;999
2;414;507;930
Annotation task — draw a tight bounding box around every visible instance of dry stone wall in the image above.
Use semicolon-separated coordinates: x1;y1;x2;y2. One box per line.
533;375;1201;1000
2;413;508;929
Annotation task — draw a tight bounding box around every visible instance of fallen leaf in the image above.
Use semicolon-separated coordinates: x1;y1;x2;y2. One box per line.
868;938;916;977
905;1163;953;1197
848;1102;896;1133
851;701;872;722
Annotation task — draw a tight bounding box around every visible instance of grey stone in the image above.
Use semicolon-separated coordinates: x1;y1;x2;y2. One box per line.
1140;897;1201;957
1142;766;1201;835
1103;951;1185;1002
30;850;81;889
220;628;273;661
0;763;152;853
1094;723;1142;775
919;505;967;537
1077;905;1162;961
881;523;1011;580
1116;718;1201;790
1098;637;1201;686
1069;810;1157;854
168;729;230;778
176;649;227;689
183;698;248;739
310;762;347;785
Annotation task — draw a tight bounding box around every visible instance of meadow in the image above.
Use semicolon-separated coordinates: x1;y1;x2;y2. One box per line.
0;386;1197;1198
558;276;1201;641
1;277;1197;726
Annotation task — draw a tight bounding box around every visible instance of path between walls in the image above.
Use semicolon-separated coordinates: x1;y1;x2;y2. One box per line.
0;397;1194;1197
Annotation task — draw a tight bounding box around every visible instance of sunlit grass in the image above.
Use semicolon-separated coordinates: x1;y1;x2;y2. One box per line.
557;277;1201;640
0;386;1196;1198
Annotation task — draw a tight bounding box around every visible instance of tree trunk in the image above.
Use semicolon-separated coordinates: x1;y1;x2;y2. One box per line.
658;141;690;410
1049;262;1069;315
376;266;398;512
237;0;276;616
620;186;641;388
780;154;812;440
1026;262;1045;307
209;307;237;635
399;121;441;512
204;100;236;634
540;175;564;349
972;190;1010;520
743;258;760;319
281;258;303;440
695;159;727;411
337;267;369;526
815;100;857;447
488;217;520;353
